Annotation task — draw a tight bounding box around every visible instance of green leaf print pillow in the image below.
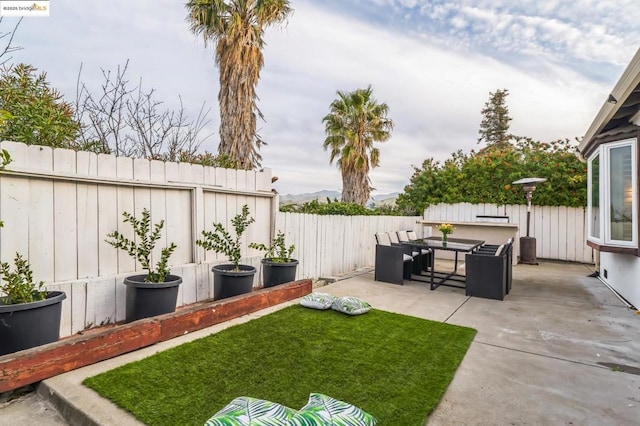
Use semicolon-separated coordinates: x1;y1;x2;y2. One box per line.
289;393;377;426
204;396;295;426
299;292;335;310
331;296;372;315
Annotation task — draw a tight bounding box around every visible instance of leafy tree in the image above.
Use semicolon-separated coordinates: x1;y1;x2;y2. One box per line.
186;0;293;170
396;138;586;215
478;88;512;150
0;63;80;148
322;86;394;206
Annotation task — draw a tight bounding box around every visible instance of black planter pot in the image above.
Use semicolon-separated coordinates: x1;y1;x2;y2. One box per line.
0;291;66;356
123;274;182;323
212;264;256;300
261;258;299;288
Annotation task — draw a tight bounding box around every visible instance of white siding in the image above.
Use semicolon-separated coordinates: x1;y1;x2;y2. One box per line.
600;251;640;309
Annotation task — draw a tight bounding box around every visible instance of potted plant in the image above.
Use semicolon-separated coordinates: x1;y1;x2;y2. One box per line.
196;204;257;300
249;230;298;288
0;251;67;356
105;208;181;323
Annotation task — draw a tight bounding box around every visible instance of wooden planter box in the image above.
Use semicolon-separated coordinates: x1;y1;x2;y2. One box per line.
0;279;312;393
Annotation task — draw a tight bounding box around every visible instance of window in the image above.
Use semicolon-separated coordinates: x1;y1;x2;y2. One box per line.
588;138;637;248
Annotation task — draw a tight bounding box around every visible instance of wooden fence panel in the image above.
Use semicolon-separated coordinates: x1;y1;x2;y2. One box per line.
0;141;275;337
276;213;422;278
29;179;54;281
0;141;595;340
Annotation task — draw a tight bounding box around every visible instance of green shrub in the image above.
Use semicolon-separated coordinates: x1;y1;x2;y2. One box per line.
105;208;177;283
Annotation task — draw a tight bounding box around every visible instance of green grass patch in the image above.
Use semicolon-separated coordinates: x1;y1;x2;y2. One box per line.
84;305;476;425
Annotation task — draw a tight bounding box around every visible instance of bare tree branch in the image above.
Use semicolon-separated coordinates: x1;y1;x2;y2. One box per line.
74;60;213;160
0;17;23;66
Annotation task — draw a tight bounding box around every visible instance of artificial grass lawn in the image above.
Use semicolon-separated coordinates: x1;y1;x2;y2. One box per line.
84;305;476;425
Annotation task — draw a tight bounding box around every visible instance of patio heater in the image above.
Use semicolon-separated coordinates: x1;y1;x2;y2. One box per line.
512;177;547;265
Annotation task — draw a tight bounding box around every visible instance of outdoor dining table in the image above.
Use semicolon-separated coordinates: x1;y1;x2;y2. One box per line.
403;236;485;290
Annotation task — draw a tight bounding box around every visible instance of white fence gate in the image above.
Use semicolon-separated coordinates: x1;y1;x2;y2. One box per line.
0;141;275;336
423;203;593;264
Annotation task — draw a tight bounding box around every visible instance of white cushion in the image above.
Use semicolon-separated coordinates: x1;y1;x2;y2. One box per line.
388;232;400;244
375;232;391;246
402;254;413;262
421;249;430;255
494;245;505;256
397;230;410;242
407;231;418;240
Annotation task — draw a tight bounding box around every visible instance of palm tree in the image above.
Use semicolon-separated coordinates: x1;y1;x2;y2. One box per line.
185;0;292;169
322;86;394;205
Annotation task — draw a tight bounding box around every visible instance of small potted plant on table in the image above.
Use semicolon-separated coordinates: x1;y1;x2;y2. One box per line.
106;208;181;323
196;205;257;300
437;223;454;245
250;230;298;288
0;252;66;356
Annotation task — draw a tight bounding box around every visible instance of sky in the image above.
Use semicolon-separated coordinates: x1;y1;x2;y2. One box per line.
2;0;639;196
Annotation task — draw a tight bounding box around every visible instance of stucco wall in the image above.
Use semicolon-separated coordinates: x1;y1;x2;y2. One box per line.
600;251;640;309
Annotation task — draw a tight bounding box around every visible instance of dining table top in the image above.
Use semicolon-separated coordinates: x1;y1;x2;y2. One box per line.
404;236;485;252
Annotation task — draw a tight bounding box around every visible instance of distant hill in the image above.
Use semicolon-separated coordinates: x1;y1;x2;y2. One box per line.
279;190;341;205
279;190;398;207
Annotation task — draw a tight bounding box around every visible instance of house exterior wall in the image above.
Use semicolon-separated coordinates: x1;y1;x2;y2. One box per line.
600;251;640;308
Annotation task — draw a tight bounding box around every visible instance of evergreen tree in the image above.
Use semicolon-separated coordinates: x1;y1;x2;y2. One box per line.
478;89;512;150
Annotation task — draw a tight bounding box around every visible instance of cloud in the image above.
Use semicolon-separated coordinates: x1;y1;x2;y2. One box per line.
4;0;636;197
262;1;611;194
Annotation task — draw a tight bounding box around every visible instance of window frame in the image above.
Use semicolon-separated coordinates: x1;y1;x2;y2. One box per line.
587;138;637;249
587;152;600;240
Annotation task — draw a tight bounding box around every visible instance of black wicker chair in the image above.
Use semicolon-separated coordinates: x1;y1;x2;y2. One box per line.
399;230;431;272
374;232;414;285
465;238;513;300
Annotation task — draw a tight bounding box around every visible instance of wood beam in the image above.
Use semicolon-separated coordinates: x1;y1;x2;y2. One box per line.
0;280;312;393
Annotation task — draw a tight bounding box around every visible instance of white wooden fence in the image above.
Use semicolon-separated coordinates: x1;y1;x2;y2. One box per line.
0;141;275;335
0;141;593;338
275;212;421;279
423;203;593;263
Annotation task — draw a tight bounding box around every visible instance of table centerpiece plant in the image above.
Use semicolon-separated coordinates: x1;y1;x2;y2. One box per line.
437;223;454;244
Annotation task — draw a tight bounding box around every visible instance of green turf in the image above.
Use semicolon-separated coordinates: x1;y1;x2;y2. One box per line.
83;305;476;425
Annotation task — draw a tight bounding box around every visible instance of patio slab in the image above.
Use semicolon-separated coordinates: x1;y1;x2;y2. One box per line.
427;342;640;425
2;260;639;425
321;261;640;425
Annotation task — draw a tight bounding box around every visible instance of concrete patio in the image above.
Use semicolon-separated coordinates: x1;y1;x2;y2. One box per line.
1;260;639;425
